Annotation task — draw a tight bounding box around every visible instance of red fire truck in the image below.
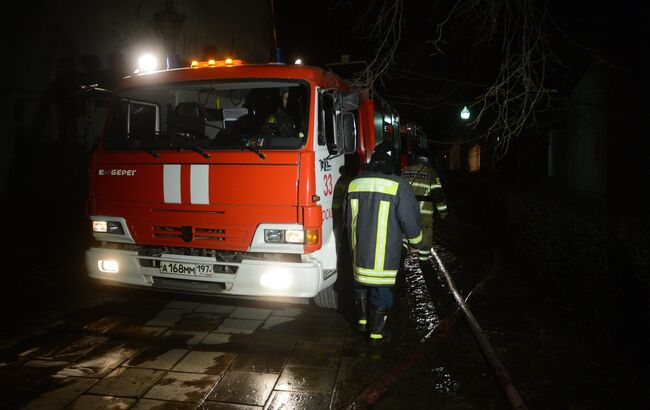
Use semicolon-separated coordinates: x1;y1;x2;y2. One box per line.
85;58;399;308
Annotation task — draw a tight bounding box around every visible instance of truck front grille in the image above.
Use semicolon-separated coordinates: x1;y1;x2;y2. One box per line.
153;226;226;242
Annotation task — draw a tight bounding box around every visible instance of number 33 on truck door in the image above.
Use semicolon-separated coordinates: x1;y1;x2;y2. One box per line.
323;174;333;196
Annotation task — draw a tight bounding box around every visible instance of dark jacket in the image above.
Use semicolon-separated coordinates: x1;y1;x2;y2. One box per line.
343;170;425;286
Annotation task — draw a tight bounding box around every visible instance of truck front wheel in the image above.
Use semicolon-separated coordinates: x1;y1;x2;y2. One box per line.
313;285;338;309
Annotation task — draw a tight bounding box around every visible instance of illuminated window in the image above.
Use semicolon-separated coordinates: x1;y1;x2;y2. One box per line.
449;143;461;170
468;144;481;172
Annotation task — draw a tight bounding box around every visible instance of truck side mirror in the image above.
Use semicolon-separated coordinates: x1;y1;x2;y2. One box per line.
341;112;357;154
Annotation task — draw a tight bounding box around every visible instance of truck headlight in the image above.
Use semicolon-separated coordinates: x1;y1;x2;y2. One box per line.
93;220;125;235
284;230;305;244
93;221;108;233
264;229;284;243
98;259;119;273
264;229;305;244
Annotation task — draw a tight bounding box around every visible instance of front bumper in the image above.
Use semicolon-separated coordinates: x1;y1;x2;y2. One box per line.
86;247;335;298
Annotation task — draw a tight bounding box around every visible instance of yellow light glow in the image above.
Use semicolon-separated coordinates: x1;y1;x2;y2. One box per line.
225;58;233;65
191;60;199;68
208;59;216;66
305;229;319;245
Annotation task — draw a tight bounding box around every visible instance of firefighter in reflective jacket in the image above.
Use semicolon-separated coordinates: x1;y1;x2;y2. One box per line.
343;143;429;344
401;148;448;260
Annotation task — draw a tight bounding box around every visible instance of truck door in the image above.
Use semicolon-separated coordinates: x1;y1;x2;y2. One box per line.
313;89;345;269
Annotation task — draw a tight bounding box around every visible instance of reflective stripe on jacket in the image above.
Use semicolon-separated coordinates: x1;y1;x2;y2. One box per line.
343;171;425;286
402;161;448;217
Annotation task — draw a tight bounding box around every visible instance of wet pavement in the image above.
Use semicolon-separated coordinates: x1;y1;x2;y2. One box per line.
0;220;514;409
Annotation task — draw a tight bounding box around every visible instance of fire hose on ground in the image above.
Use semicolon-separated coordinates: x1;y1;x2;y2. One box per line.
345;242;528;410
431;248;528;410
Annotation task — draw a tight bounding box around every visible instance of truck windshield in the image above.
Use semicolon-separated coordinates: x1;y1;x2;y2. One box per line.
103;79;310;152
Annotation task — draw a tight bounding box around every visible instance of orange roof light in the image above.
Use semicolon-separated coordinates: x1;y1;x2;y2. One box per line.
188;59;245;68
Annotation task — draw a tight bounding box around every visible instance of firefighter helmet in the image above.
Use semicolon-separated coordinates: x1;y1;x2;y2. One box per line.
414;147;430;163
371;142;395;162
368;143;396;174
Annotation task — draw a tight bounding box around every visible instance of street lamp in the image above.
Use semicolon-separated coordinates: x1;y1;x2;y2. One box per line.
460;106;471;121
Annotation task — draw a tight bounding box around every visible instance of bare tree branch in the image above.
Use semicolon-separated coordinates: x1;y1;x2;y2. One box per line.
351;0;559;159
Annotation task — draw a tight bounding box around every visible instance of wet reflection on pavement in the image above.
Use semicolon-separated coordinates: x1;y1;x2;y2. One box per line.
0;222;506;409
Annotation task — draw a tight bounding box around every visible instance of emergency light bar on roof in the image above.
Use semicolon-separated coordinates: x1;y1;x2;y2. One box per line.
190;58;244;68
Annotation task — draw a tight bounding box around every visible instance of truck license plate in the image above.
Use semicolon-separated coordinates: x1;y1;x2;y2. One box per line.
159;262;213;276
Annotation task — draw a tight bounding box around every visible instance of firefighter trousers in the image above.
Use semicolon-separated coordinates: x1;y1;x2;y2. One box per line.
355;284;393;311
421;215;434;250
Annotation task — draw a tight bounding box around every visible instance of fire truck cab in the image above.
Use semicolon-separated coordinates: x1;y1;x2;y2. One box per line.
85;60;396;308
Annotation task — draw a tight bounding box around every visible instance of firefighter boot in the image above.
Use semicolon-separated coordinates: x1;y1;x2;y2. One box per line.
369;308;391;345
355;295;368;332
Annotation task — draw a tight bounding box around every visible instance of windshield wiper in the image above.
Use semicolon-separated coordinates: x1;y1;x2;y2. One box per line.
141;146;160;158
187;144;211;159
169;132;212;159
242;137;267;160
128;136;160;158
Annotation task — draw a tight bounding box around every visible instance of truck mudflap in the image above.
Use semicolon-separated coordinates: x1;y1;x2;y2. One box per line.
85;247;337;298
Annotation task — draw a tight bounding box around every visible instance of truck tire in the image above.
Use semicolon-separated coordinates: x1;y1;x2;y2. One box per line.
313;285;338;309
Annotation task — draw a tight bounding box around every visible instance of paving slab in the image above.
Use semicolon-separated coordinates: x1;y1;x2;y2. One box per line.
207;370;278;406
165;301;203;310
330;356;389;409
56;342;142;378
270;315;321;333
287;341;342;368
247;329;297;351
144;371;220;403
262;315;297;331
158;330;209;346
196;304;237;314
113;325;167;341
20;376;99;409
200;333;251;351
271;307;305;317
215;319;262;334
275;366;338;393
125;347;188;370
66;394;136;409
35;335;108;362
83;316;126;335
230;346;289;373
229;307;272;320
173;312;225;331
133;398;197;409
265;390;332;410
172;350;237;374
297;327;349;345
89;367;165;397
145;309;186;327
